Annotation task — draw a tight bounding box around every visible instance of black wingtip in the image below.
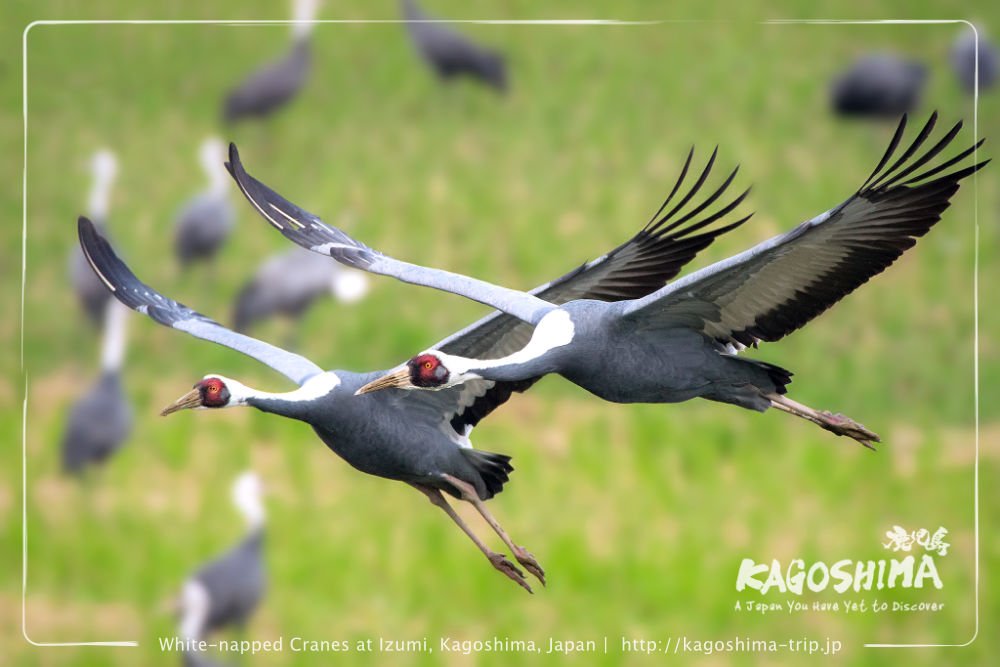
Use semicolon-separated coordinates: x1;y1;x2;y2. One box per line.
644;145;697;229
78;215;99;246
76;214;121;297
226;142;241;179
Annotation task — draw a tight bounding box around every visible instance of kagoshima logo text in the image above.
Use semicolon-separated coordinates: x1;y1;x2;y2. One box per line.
735;526;949;596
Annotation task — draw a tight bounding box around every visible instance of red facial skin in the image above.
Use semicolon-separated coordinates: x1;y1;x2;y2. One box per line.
198;377;230;407
408;354;449;388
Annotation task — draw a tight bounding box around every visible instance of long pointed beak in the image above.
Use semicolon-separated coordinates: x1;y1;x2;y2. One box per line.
355;369;412;395
160;388;201;416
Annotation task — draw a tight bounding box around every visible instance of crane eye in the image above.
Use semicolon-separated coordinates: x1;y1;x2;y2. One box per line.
208;384;219;394
423;361;433;370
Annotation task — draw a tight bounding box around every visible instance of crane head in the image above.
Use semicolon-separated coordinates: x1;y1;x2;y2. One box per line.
161;376;234;415
409;353;451;387
355;352;456;394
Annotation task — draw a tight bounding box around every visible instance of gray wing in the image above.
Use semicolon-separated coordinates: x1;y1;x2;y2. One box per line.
413;150;754;436
622;113;988;349
78;217;324;386
226;144;556;326
434;146;752;359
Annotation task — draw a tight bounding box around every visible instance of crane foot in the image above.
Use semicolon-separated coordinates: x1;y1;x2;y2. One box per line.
817;411;881;450
489;552;532;593
512;546;546;586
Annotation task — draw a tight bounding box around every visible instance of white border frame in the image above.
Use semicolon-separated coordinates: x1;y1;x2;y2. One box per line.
20;16;981;651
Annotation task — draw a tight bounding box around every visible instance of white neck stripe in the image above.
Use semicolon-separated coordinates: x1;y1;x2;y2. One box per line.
208;372;340;407
443;309;574;375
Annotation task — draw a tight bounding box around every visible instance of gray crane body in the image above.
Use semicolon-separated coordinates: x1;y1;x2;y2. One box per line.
195;529;265;633
61;371;133;472
246;371;506;500
175;194;235;265
223;40;310;123
451;299;786;410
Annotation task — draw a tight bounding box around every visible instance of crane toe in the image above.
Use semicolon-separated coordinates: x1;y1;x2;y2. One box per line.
513;547;546;586
818;411;881;450
488;553;533;594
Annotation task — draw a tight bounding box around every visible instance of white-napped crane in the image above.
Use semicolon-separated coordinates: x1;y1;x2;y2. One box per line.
174;138;235;268
61;299;133;474
178;473;266;644
77;152;750;591
830;53;927;118
227;114;985;451
221;0;317;124
233;246;370;335
402;0;507;92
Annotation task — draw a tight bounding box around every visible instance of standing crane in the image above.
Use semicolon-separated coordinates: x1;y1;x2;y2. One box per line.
61;300;133;474
174;138;236;268
227;114;985;450
830;53;927;118
233;246;370;334
951;25;998;93
178;472;266;644
402;0;507;92
70;149;118;325
77;151;751;591
222;0;317;124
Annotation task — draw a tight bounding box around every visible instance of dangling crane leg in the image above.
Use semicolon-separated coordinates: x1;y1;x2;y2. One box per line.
411;484;533;593
440;473;546;586
767;393;881;450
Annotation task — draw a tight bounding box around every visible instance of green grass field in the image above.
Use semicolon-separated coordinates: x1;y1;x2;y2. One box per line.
4;1;1000;665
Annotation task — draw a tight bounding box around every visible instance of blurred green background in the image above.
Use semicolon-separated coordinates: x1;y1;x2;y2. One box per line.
4;1;999;665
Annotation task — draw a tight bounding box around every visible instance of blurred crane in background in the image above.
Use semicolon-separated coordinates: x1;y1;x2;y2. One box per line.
233;246;370;337
222;0;318;124
61;300;133;475
177;472;266;645
830;52;927;117
70;149;118;326
402;0;508;93
174;138;236;269
951;25;998;93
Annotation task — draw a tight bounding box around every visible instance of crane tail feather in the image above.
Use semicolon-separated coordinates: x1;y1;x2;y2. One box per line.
460;449;513;500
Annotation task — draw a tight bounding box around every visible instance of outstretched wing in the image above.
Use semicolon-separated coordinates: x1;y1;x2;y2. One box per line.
621;113;988;350
78;217;324;386
228;141;752;435
434;146;752;359
227;144;555;326
421;150;754;435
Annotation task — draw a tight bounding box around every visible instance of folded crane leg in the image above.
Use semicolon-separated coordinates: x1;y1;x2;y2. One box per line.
411;483;533;593
440;473;546;586
767;393;880;450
